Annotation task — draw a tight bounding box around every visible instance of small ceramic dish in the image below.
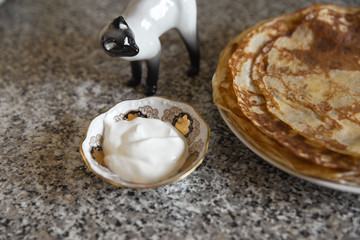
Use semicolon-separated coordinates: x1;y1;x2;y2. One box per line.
80;96;210;189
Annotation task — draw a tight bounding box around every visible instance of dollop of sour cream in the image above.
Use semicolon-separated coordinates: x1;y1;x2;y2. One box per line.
102;116;189;183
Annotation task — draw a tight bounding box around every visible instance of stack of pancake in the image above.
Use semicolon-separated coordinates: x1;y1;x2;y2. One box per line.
213;4;360;185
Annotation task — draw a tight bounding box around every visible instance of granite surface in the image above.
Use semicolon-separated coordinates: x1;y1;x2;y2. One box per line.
1;0;360;239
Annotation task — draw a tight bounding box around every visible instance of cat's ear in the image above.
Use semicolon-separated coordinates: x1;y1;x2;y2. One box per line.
112;16;129;30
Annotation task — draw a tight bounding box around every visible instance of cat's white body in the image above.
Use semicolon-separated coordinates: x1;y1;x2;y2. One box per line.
121;0;197;61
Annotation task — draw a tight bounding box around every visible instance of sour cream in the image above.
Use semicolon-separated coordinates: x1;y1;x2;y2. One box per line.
102;116;188;183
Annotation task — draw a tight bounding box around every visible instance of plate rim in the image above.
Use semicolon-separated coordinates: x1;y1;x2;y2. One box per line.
218;108;360;194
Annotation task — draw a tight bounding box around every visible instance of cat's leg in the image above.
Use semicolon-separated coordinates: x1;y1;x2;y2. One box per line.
178;31;200;76
127;61;142;86
177;1;200;76
145;50;161;96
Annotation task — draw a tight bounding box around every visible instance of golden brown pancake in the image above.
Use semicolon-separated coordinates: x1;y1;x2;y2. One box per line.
213;4;360;185
252;6;360;156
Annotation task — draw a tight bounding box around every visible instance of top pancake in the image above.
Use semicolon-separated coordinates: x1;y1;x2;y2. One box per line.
227;4;360;171
252;5;360;156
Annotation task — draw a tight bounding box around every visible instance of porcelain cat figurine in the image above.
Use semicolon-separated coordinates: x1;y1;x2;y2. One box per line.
100;0;200;95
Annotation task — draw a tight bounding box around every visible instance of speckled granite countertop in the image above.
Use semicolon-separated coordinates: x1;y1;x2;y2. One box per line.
1;0;360;239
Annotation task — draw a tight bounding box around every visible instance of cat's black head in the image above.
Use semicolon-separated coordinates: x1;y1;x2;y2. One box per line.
100;16;139;57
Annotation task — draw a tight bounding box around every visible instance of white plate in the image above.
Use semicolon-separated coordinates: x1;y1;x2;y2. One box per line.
218;108;360;194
